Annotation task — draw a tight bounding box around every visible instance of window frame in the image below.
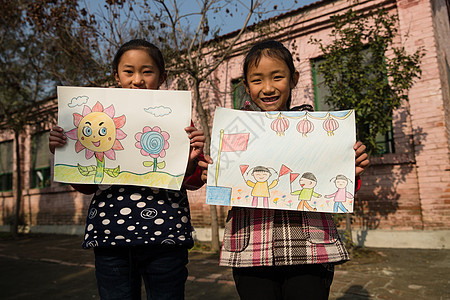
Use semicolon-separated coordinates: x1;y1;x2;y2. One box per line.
0;140;14;192
231;78;259;111
311;55;395;155
30;131;52;189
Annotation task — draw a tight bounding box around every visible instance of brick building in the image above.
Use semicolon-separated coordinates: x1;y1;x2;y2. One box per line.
1;0;449;248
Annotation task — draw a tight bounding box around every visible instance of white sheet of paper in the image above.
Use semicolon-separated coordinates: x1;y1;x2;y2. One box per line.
206;107;356;213
54;86;191;190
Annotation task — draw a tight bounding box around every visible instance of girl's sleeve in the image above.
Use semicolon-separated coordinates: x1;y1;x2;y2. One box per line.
182;153;206;190
182;120;206;191
354;175;361;193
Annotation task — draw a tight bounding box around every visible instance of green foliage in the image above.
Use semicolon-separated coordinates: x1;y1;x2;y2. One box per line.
310;8;424;154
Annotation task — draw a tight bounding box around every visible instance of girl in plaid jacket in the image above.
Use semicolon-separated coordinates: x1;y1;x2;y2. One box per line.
200;40;369;300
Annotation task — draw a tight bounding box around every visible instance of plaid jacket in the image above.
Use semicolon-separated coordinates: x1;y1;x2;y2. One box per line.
219;177;361;267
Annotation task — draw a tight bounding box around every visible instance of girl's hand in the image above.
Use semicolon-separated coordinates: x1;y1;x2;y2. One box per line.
185;126;205;161
354;141;370;176
183;126;205;177
198;155;213;183
49;126;67;154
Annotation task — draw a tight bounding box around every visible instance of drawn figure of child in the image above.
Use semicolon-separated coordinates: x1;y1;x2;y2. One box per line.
49;39;205;300
325;174;354;213
199;40;370;300
246;166;278;208
291;172;321;211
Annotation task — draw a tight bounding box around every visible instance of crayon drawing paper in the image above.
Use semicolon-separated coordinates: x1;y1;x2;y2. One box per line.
206;107;356;213
54;86;191;190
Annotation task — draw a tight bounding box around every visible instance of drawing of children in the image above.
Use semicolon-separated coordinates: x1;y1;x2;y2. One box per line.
325;174;354;213
291;172;321;211
245;166;278;208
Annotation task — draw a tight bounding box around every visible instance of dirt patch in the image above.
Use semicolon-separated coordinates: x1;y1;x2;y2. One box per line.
336;247;387;270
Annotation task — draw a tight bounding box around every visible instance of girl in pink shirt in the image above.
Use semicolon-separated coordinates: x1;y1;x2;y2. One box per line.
325;174;354;213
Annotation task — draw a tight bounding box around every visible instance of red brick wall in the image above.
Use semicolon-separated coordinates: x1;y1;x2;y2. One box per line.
188;187;228;228
1;186;91;227
396;0;450;228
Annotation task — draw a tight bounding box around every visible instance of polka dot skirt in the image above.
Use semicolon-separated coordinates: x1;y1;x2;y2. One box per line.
82;185;194;249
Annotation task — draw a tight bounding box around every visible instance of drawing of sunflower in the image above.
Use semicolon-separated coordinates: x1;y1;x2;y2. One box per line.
65;101;126;183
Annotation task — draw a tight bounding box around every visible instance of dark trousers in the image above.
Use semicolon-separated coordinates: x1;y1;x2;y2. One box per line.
94;245;188;300
233;264;334;300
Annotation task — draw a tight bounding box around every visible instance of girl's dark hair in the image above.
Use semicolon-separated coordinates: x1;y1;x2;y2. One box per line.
290;104;314;112
243;40;296;109
112;39;165;76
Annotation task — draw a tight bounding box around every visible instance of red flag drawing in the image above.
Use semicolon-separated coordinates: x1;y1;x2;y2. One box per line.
290;173;299;183
221;133;250;152
240;165;249;175
279;164;292;177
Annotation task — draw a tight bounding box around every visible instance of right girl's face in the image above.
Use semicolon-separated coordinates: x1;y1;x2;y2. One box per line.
245;55;298;112
115;49;165;90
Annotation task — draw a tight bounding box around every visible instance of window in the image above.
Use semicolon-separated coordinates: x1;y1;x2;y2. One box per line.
0;140;13;191
30;131;51;189
375;129;395;155
231;79;255;110
311;61;334;112
311;56;395;155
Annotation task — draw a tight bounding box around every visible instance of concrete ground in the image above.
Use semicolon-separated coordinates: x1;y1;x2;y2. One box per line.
0;234;449;299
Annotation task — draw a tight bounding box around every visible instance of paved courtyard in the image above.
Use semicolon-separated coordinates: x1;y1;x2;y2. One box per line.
0;234;448;299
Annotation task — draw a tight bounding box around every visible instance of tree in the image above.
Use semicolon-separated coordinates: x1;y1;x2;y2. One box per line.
136;0;277;251
25;0;112;87
0;0;193;236
309;7;424;247
0;0;279;244
310;8;424;155
0;0;104;236
0;1;53;236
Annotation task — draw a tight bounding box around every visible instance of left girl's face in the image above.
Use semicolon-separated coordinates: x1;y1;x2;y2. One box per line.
115;49;165;90
245;55;298;111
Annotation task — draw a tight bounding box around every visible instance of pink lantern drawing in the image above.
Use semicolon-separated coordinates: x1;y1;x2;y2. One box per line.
296;118;314;137
323;117;339;136
271;115;289;136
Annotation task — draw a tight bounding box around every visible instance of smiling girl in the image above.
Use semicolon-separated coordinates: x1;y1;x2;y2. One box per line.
49;39;205;300
200;40;369;300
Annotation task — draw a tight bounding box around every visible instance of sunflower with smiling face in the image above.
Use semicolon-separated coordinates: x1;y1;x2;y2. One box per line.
66;101;127;183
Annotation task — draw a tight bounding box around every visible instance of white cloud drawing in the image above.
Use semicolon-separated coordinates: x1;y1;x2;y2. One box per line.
68;96;89;108
144;106;172;117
